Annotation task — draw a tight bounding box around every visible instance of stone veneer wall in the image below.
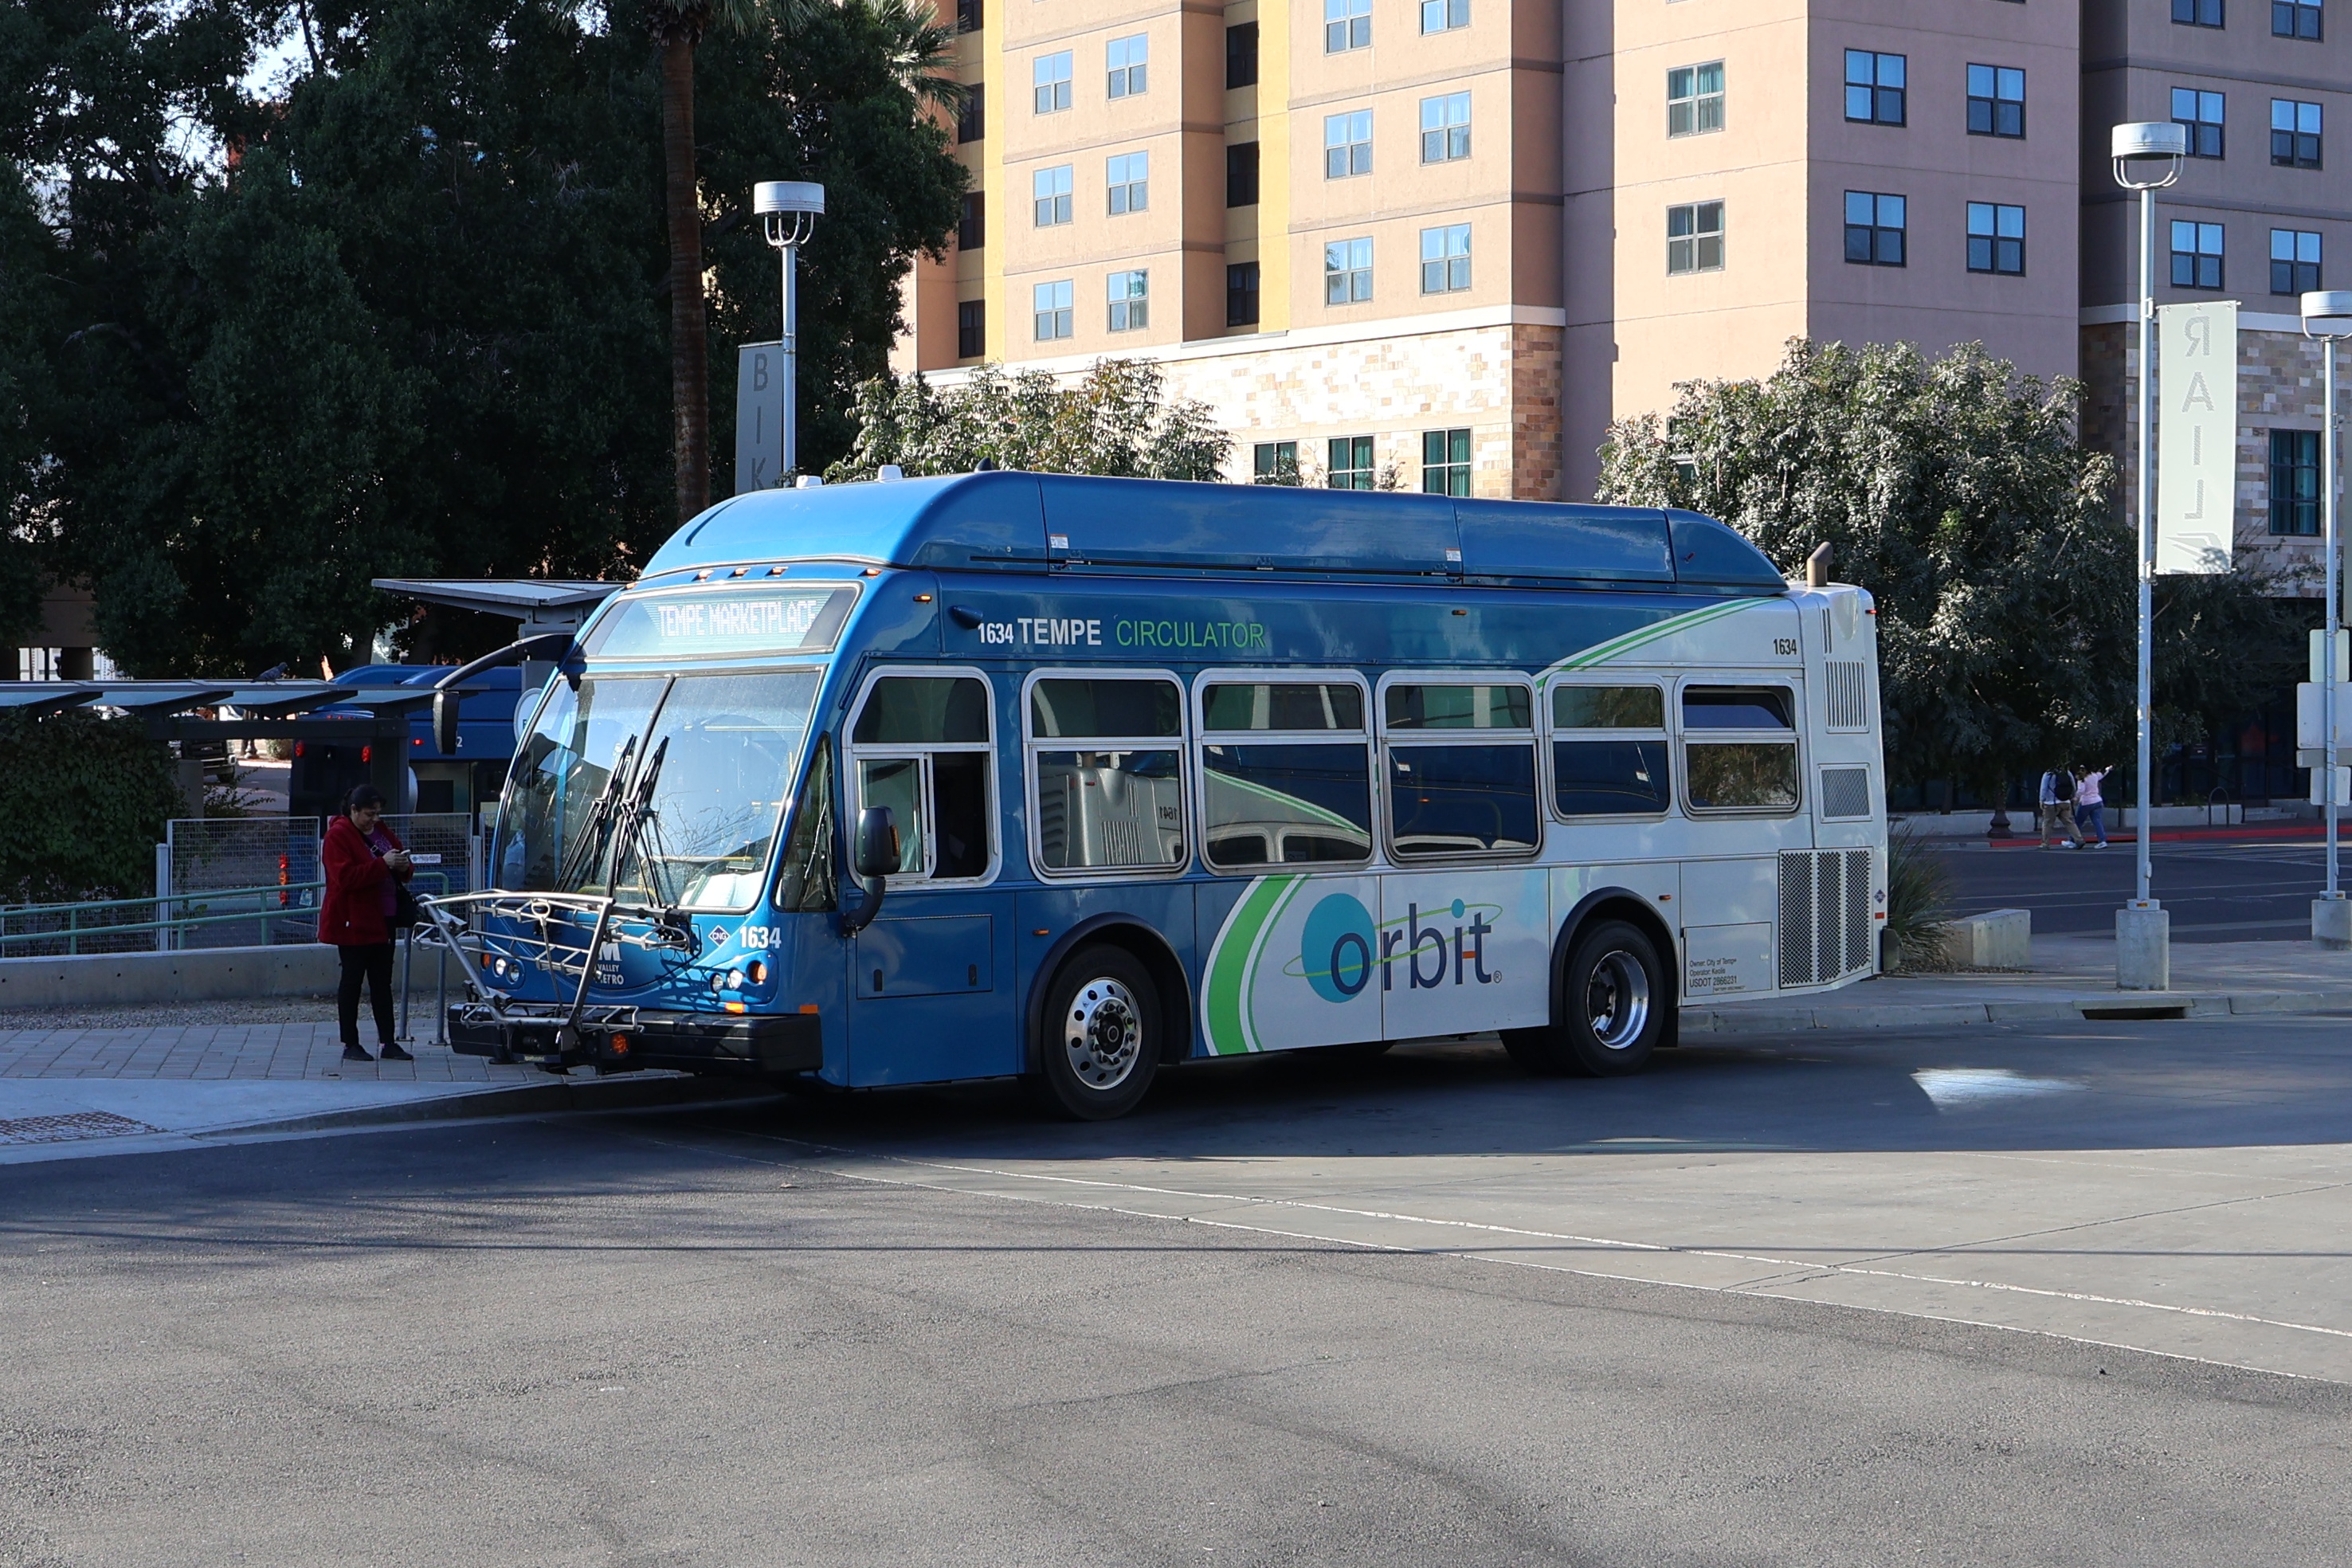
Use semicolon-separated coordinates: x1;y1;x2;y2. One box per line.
1025;321;1565;500
2077;320;2333;596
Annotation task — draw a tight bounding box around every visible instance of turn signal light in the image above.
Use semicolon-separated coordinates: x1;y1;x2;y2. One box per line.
610;1034;632;1055
746;960;767;984
723;1001;747;1014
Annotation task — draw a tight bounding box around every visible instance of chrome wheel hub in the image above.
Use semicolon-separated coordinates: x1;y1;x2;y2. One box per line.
1063;978;1143;1090
1585;951;1652;1051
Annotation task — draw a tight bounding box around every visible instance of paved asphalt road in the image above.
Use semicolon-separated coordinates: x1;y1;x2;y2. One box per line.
1937;832;2337;939
6;1015;2350;1566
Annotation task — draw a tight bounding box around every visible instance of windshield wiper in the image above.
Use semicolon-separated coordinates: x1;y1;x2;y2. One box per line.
554;733;637;894
605;735;672;904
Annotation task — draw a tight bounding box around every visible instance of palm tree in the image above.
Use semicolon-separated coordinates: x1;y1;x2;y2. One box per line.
648;0;962;526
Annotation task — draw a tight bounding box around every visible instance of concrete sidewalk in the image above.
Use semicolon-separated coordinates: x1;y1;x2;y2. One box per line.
1691;934;2352;1033
0;1000;745;1161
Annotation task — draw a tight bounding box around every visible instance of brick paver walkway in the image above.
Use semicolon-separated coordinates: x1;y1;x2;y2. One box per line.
0;1020;535;1083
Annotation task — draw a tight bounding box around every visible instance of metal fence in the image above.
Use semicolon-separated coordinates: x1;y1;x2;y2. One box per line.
163;817;323;947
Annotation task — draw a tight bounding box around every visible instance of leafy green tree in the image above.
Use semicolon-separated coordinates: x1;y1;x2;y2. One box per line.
651;0;958;523
832;359;1231;482
0;711;181;900
6;0;963;676
1597;338;2298;797
695;0;964;483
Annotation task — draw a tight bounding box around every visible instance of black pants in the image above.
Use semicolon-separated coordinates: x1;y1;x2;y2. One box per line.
337;942;397;1048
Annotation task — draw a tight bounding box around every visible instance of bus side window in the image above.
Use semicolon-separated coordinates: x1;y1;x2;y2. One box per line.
849;673;997;881
1681;684;1799;811
1551;682;1671;816
1380;680;1540;857
774;735;837;911
1198;678;1373;869
1028;675;1188;872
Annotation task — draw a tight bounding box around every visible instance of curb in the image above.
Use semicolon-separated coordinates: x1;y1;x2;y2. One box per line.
1685;988;2352;1033
186;1072;774;1139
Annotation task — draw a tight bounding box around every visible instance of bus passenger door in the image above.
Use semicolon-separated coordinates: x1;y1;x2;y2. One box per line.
841;670;1020;1085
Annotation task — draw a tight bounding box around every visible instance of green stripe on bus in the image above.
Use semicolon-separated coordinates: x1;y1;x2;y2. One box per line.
1203;874;1298;1056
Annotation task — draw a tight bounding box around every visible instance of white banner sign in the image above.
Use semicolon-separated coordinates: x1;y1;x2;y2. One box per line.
734;340;790;495
2156;300;2237;574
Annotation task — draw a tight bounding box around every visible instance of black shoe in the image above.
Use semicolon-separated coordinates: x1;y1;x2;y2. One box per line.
342;1043;374;1063
379;1044;414;1062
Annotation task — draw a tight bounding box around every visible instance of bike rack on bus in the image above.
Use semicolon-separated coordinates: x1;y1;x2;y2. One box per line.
415;890;696;1045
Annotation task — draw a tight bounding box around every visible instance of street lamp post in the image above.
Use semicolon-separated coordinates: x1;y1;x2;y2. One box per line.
2111;122;2186;990
753;180;825;477
2303;291;2352;948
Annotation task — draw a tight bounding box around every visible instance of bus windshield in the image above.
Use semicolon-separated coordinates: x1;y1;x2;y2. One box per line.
494;669;821;910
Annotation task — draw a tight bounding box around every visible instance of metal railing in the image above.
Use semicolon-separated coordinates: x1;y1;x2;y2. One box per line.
0;872;453;958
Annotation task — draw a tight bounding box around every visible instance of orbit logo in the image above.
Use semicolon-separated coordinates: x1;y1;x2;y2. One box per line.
1289;892;1502;1003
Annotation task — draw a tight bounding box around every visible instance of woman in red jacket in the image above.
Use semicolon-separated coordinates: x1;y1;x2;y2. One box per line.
319;784;415;1063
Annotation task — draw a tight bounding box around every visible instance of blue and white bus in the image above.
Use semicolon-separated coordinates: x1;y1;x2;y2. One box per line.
432;473;1885;1119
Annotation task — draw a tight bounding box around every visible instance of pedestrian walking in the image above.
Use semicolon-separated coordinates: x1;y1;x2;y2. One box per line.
2037;766;2079;849
319;784;415;1063
2073;765;2112;849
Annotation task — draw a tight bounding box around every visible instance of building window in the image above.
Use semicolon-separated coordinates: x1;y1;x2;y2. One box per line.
1033;51;1072;115
1667;61;1725;137
1420;224;1471;293
2272;228;2322;293
1327;436;1376;490
1420;92;1471;162
1033;164;1072;226
1844;190;1906;265
2173;88;2225;158
1227;141;1260;206
955;0;979;33
1252;441;1299;484
1966;65;2025;137
1228;261;1260;327
1325;110;1373;178
1033;280;1073;341
1107;33;1147;99
1666;201;1724;273
958;192;983;250
1107;151;1148;214
2272;430;2322;534
1421;0;1468;33
957;83;984;144
1325;0;1370;53
1325;237;1373;304
1227;22;1258;88
1107;269;1148;332
2174;0;2224;22
1844;50;1906;126
1422;429;1471;496
1967;202;2025;274
957;300;984;359
2275;0;2323;37
2171;220;2225;288
2272;99;2323;167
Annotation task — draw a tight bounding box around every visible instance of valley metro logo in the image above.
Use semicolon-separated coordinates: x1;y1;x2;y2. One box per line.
1292;892;1503;1002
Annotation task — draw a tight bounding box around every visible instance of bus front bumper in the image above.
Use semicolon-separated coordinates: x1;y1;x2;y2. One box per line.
447;1002;822;1078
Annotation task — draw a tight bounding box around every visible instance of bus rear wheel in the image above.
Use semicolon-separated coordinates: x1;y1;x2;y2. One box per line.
1502;920;1664;1078
1037;946;1161;1120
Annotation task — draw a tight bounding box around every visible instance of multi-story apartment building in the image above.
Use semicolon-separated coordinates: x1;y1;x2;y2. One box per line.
900;0;1569;497
892;0;2348;593
2082;0;2349;588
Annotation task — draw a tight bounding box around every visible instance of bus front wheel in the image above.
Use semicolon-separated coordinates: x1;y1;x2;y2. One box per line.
1037;946;1162;1120
1503;919;1663;1078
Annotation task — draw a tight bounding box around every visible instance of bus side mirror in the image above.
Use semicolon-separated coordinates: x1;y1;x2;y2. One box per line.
853;806;900;880
842;806;897;936
433;690;461;755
